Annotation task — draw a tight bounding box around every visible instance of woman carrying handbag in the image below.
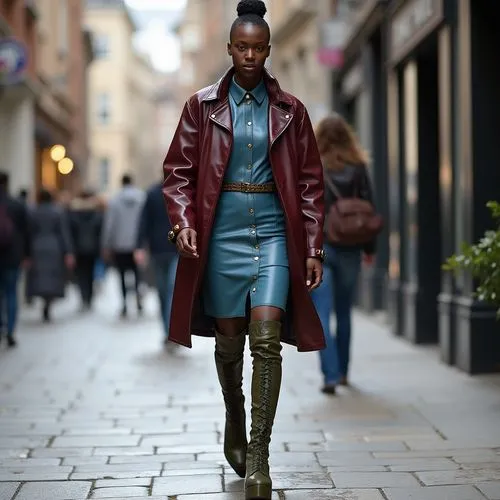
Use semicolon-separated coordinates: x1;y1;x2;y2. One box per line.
311;113;382;395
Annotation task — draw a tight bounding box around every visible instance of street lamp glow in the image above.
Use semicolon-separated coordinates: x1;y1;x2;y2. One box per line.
50;145;66;162
58;157;74;175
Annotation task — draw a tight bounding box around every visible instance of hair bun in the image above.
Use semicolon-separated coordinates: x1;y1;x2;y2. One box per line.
237;0;267;18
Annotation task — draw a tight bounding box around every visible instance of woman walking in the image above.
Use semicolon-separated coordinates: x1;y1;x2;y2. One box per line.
27;189;74;322
162;1;326;498
311;113;376;395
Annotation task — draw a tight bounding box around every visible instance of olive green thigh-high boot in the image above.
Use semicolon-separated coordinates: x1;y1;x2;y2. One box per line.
215;330;247;478
245;320;282;500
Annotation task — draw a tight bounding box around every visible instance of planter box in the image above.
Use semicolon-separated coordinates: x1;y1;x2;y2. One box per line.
455;296;500;374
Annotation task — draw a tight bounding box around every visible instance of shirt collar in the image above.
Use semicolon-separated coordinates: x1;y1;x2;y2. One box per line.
229;77;267;105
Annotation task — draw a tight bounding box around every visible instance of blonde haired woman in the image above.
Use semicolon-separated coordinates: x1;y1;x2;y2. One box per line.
312;113;376;394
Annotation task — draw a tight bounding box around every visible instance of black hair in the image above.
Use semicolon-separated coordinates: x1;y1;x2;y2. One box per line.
230;0;270;42
0;171;8;188
122;174;132;186
39;188;53;203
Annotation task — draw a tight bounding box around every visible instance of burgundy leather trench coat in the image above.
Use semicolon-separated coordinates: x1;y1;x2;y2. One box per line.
163;67;326;352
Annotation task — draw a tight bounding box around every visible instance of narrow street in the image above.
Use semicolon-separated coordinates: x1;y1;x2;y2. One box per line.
0;275;500;500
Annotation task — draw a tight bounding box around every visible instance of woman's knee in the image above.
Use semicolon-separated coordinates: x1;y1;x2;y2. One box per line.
215;317;247;337
250;306;283;322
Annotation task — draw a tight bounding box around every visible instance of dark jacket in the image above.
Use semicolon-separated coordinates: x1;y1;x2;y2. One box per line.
0;190;31;268
27;202;73;299
163;67;325;352
137;182;175;257
324;163;376;255
69;197;103;256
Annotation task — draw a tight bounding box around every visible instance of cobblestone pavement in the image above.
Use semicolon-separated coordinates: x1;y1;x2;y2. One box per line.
1;275;500;500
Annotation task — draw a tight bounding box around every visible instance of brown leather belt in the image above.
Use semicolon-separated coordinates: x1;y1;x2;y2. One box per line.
221;182;276;193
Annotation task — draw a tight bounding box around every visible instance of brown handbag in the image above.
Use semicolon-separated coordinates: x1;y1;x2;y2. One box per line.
324;169;383;245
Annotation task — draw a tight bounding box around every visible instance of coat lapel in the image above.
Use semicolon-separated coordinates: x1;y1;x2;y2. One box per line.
269;104;293;148
208;99;232;134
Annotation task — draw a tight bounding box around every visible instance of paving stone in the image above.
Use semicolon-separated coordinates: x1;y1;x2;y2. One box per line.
109;453;195;464
0;449;29;458
62;456;108;466
52;435;140;447
0;458;61;467
0;483;19;500
163;468;222;475
92;447;154;456
95;478;151;488
387;458;459;471
0;437;50;448
332;472;421;488
476;481;500;499
384;485;486;499
152;474;223;495
71;471;160;480
91;486;149;497
0;466;73;481
15;481;91;500
63;427;133;435
31;447;93;458
416;469;500;486
284;490;385;500
141;432;218;447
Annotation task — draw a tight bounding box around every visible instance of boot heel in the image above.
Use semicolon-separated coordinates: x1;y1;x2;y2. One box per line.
245;482;272;499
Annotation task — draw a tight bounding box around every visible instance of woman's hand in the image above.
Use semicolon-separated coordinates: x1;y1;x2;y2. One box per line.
176;228;199;258
306;257;323;291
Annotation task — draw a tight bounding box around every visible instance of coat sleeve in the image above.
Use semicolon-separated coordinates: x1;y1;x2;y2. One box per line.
296;104;325;259
162;98;199;240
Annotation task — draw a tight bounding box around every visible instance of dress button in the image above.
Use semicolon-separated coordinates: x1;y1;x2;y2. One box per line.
249;208;254;214
254;256;259;261
255;245;259;249
248;121;252;126
251;230;256;235
247;164;252;170
252;287;257;293
253;275;257;281
248;143;253;149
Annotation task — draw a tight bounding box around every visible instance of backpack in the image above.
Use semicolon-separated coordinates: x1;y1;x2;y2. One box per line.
0;204;14;250
324;169;383;246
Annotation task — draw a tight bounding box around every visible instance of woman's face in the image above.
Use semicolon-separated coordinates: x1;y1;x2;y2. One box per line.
228;23;270;80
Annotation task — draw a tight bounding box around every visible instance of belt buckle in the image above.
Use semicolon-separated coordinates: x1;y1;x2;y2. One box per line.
242;182;250;193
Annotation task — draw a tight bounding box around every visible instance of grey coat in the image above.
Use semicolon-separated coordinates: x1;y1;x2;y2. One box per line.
27;203;73;299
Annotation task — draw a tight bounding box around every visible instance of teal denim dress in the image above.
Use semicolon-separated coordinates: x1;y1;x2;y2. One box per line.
203;78;289;318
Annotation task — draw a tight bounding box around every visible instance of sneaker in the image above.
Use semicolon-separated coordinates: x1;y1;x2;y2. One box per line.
321;382;337;395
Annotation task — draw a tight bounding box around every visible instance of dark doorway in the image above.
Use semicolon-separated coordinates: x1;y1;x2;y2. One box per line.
403;35;441;344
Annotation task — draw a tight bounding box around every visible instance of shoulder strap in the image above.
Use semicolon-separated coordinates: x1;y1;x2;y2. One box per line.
323;172;343;200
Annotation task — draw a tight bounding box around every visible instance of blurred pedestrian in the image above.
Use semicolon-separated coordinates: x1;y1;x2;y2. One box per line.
69;189;103;311
26;189;75;322
101;174;145;318
135;180;178;347
0;171;31;347
162;1;325;497
311;113;377;395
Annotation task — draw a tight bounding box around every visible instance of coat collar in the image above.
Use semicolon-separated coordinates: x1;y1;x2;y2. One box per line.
202;66;293;107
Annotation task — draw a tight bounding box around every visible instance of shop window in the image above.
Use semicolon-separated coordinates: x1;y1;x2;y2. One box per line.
97;93;111;124
99;157;110;189
94;34;110;59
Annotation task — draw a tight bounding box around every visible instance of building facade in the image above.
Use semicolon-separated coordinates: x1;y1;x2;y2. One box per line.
333;0;500;374
0;0;38;194
268;0;334;124
85;0;159;195
35;0;93;194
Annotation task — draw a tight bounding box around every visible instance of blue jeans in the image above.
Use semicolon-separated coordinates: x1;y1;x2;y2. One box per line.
153;254;178;339
0;268;20;337
311;245;361;384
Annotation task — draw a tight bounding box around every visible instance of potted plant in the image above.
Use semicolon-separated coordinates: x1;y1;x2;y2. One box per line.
443;201;500;316
442;201;500;374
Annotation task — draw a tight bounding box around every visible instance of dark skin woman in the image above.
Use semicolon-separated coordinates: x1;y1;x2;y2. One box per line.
163;1;326;498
